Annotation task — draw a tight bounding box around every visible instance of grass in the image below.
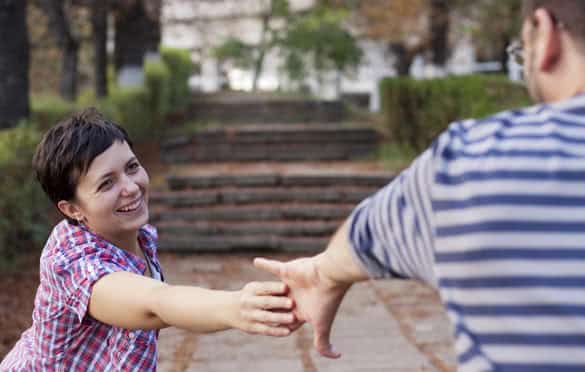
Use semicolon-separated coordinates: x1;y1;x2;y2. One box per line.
164;120;223;137
376;142;418;171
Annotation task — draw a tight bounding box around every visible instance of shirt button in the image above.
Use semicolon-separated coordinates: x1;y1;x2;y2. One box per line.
128;332;136;339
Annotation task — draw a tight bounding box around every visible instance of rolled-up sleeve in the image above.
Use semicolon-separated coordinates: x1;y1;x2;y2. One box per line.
56;248;126;323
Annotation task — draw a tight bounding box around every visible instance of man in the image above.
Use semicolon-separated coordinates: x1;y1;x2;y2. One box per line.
255;1;585;370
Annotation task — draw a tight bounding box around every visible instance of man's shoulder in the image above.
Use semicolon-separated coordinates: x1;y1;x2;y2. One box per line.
454;104;543;136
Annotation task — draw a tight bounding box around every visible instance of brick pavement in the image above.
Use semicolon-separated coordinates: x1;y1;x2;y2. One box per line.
156;253;456;372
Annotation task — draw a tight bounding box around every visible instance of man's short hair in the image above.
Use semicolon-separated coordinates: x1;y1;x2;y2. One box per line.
522;0;585;45
32;107;132;205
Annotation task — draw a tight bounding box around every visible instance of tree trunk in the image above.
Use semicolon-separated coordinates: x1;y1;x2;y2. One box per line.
92;0;108;97
60;38;79;101
389;43;415;76
37;0;79;101
252;13;270;91
429;0;449;66
499;35;511;74
0;0;29;128
114;0;161;73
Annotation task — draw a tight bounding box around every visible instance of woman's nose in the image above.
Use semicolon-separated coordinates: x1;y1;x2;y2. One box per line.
120;175;140;195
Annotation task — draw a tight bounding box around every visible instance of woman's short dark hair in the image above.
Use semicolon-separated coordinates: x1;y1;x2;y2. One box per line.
33;107;132;205
522;0;585;44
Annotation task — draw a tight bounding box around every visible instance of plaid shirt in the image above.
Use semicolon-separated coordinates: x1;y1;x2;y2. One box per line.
0;220;164;371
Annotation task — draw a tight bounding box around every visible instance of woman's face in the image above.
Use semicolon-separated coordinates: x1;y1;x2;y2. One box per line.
66;140;150;248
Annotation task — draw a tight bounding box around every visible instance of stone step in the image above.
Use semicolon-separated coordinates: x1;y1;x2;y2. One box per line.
185;98;346;124
158;235;329;252
150;203;354;223
156;220;340;237
150;186;378;207
161;124;382;163
162;125;379;146
162;143;378;163
166;173;393;191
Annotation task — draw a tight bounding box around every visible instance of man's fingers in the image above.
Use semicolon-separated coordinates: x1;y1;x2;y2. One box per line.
253;257;284;278
315;329;341;358
315;339;341;359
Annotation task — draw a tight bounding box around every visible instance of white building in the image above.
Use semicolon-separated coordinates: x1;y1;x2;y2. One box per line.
162;0;489;111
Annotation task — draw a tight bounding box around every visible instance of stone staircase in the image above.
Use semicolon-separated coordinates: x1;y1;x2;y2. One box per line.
161;123;381;163
150;165;394;252
152;98;392;253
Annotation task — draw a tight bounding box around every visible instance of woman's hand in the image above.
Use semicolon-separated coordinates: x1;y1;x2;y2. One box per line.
230;281;297;337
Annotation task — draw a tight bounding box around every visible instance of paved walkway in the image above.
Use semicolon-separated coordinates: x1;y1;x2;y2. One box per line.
156;253;456;372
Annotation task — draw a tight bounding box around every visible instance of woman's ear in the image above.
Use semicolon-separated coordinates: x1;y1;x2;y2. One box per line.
57;200;84;222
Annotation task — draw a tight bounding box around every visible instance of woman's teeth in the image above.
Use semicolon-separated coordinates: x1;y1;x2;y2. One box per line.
119;199;141;212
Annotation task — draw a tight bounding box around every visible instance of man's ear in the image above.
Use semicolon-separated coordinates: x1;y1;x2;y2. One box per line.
533;8;562;71
57;200;83;222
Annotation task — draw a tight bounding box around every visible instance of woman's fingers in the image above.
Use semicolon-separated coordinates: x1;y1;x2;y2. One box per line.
244;294;293;310
244;309;296;324
247;323;292;337
244;281;288;296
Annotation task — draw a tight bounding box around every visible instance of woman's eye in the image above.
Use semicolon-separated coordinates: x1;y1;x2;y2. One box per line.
99;179;113;190
128;162;140;172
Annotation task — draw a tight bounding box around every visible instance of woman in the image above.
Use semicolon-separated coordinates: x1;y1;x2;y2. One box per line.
0;108;295;371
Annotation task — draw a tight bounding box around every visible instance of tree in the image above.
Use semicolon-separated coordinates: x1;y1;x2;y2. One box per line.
429;0;449;66
0;0;30;128
330;0;450;76
113;0;161;79
37;0;80;101
454;0;522;72
282;6;362;94
213;0;292;91
91;0;108;97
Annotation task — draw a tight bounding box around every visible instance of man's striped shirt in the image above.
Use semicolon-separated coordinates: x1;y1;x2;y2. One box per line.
349;93;585;372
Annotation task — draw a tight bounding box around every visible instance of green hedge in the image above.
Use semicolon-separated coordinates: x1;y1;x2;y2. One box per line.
161;47;193;111
380;75;530;151
31;95;77;130
145;59;172;126
0;123;51;264
31;47;192;140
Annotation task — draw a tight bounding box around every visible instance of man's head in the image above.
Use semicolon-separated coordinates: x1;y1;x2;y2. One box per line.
520;0;585;102
33;107;132;208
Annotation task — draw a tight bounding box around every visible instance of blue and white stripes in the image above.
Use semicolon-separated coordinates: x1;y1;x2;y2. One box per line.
349;94;585;371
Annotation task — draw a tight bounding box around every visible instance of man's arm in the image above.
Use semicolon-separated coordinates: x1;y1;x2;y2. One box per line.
89;272;295;336
315;218;370;285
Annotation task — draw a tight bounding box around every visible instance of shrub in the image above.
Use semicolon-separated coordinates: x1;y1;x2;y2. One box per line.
101;86;152;141
0;123;51;263
161;47;193;111
380;75;530;151
145;58;172;122
31;95;77;130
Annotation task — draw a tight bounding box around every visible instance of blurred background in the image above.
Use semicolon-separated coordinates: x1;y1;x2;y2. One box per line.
0;1;530;370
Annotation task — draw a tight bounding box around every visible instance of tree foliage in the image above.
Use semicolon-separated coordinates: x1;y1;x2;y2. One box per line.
282;6;361;87
213;1;362;92
213;37;255;69
453;0;522;68
212;0;291;91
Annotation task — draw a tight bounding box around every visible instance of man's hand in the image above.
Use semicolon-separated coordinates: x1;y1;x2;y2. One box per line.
254;255;351;358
